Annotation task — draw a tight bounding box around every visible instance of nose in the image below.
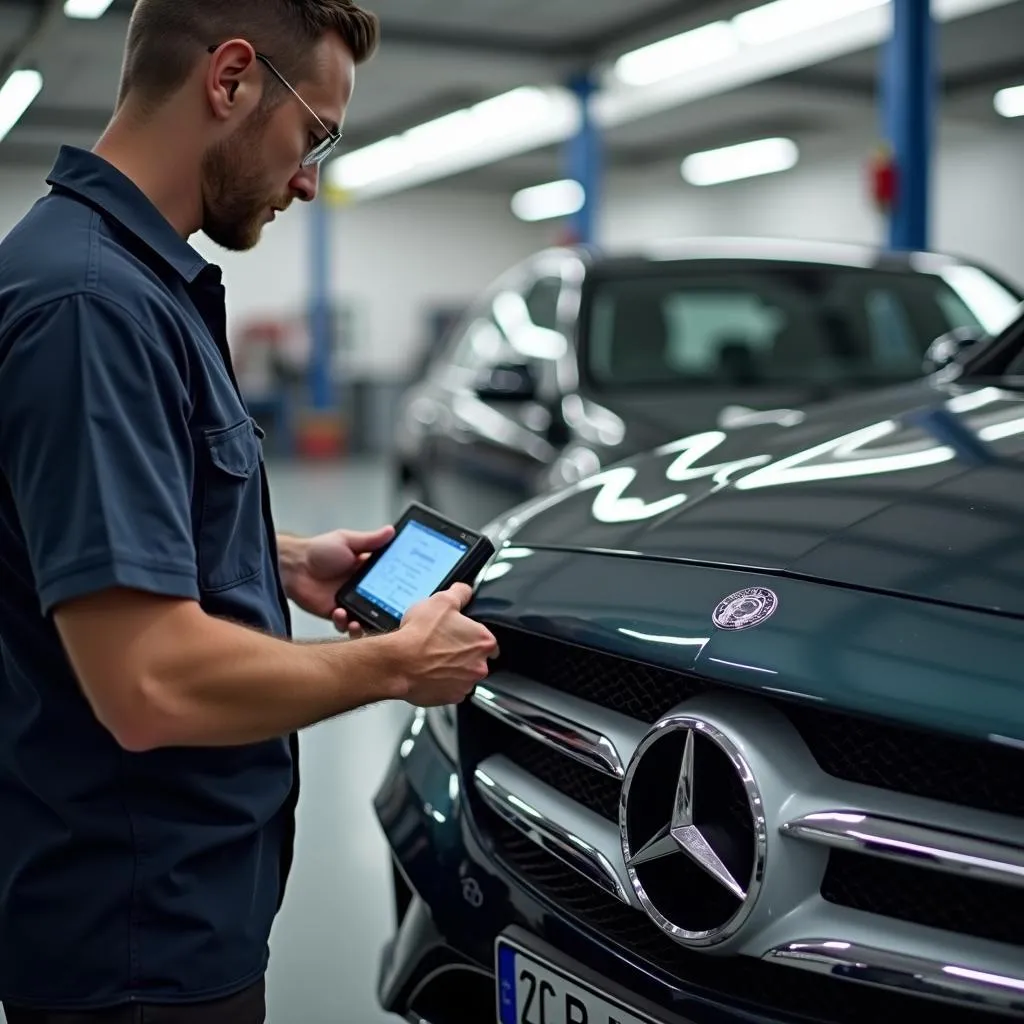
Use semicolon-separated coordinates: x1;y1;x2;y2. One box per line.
290;163;319;203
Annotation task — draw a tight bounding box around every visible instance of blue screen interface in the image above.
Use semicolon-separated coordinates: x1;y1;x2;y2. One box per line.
355;521;469;620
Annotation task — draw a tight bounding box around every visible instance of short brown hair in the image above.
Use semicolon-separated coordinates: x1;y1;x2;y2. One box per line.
118;0;380;108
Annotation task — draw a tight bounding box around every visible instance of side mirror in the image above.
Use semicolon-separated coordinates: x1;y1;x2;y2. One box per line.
922;325;987;374
474;361;538;402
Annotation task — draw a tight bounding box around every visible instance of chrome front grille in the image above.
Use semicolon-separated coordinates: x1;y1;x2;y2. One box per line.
461;626;1024;1021
488;627;1024;819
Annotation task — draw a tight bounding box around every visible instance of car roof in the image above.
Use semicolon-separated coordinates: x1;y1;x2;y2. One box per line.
574;236;981;274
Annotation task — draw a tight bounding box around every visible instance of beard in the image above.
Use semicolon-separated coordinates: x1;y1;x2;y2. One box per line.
201;109;285;252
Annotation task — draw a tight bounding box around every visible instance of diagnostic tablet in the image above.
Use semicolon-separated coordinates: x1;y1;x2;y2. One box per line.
334;503;496;633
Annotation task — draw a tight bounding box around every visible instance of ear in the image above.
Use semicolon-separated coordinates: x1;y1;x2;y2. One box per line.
205;40;262;122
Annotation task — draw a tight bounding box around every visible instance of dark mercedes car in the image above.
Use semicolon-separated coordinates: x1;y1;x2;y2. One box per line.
374;300;1024;1023
392;238;1021;529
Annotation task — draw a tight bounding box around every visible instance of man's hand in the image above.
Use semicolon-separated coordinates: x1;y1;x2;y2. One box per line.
278;526;394;635
394;583;500;707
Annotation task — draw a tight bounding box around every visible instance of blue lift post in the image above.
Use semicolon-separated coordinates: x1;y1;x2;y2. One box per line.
308;189;334;410
883;0;935;252
565;72;602;246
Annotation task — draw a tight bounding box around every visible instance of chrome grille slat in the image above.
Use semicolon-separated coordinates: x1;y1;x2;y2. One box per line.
783;811;1024;889
473;756;633;906
472;672;645;778
764;939;1024;1017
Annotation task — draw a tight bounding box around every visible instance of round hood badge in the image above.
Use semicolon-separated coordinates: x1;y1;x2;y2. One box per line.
712;587;778;631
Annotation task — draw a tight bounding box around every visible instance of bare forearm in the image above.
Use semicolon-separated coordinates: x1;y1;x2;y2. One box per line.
139;613;409;748
56;583;491;755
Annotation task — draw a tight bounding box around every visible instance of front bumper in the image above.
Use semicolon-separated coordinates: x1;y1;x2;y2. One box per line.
373;710;789;1024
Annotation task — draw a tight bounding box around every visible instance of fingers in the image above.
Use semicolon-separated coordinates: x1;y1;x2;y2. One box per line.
332;608;364;638
344;525;395;553
444;582;474;610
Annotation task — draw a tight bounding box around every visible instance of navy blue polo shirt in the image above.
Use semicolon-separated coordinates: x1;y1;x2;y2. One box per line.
0;146;299;1009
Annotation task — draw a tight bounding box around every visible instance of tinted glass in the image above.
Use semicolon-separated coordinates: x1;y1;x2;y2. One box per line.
583;262;1021;390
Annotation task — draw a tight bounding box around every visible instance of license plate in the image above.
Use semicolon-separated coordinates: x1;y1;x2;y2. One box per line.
496;936;666;1024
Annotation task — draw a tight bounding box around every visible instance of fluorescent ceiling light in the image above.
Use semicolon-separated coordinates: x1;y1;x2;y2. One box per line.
612;0;887;88
994;84;1024;118
681;137;798;186
64;0;115;17
333;137;414;191
327;86;577;199
325;0;1012;202
732;0;888;46
0;70;43;144
614;22;739;87
511;179;585;222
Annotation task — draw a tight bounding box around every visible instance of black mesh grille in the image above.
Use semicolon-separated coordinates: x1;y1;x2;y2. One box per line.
488;624;1024;819
493;627;707;721
823;850;1024;948
481;812;999;1024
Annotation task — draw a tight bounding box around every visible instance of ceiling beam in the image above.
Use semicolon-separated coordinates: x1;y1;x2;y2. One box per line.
17;104;111;133
0;140;63;168
945;57;1024;93
378;23;566;58
0;0;64;81
379;0;713;64
773;68;878;100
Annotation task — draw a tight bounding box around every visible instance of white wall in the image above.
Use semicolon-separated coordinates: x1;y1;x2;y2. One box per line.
191;188;551;378
601;119;1024;288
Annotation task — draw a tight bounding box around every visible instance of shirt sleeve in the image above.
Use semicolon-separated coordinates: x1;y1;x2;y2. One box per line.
0;293;200;615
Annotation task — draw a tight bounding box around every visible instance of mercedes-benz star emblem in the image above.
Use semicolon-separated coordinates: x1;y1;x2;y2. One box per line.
620;714;766;947
712;587;778;631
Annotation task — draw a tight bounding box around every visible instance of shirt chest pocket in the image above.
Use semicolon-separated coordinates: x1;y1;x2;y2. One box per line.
196;419;265;591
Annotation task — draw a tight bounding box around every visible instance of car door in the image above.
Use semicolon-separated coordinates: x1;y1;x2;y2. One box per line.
424;261;573;529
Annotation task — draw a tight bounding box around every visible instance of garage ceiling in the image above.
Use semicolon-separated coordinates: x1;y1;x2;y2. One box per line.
1;0;1022;194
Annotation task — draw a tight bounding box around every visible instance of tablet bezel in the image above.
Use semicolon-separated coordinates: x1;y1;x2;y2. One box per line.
334;502;493;633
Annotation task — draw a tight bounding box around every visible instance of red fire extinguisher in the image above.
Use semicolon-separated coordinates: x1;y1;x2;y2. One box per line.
868;143;897;212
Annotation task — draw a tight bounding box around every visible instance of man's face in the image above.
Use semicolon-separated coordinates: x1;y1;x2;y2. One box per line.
201;32;355;252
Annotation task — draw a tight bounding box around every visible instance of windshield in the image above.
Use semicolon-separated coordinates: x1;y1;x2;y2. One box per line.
582;261;1022;391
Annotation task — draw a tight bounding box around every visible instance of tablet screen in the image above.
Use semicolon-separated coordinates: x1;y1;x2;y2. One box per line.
354;520;470;621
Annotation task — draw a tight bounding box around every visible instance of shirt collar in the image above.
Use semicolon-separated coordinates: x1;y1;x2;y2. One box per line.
46;145;210;284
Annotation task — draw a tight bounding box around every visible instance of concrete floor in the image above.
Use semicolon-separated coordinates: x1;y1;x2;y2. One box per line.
264;459;406;1024
0;459;406;1024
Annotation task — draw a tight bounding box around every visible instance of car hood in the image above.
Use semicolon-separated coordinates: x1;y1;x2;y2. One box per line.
499;378;1024;617
590;388;823;457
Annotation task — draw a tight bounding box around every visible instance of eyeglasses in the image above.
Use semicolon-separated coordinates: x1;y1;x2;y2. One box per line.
207;44;342;167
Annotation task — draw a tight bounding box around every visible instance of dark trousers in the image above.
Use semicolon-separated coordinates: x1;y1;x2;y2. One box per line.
2;980;265;1024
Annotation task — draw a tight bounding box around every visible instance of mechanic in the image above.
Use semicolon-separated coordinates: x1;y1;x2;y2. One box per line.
0;2;498;1022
